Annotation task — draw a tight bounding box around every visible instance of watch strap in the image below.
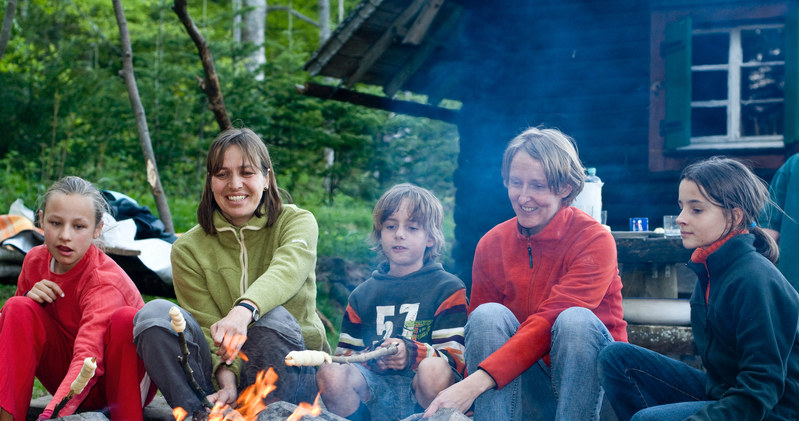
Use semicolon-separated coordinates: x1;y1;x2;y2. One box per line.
236;302;259;321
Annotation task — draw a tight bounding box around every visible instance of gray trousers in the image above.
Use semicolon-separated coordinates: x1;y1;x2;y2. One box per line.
133;299;317;413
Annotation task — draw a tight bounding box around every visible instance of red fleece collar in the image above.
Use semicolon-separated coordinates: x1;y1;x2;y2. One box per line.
690;230;748;264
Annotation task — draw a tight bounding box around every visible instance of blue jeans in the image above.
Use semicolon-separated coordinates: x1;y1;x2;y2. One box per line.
598;342;710;421
353;364;422;420
466;303;614;421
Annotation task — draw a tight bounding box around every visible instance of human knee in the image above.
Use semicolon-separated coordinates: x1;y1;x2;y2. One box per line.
108;306;137;341
631;408;661;421
597;342;633;375
249;306;303;342
3;295;40;314
1;296;49;328
552;307;605;339
467;302;513;331
134;299;174;325
316;363;349;393
415;358;454;389
553;307;595;329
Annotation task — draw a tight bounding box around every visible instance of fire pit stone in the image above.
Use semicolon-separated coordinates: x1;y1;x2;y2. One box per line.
259;401;347;420
400;408;472;421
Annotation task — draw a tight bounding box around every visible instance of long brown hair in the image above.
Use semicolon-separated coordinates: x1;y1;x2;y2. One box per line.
197;128;282;234
680;157;779;263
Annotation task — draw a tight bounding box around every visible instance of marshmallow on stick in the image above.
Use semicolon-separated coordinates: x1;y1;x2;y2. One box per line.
285;343;399;366
285;350;332;366
70;357;97;395
169;306;186;333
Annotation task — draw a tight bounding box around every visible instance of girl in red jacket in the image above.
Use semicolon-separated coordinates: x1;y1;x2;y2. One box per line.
0;176;156;421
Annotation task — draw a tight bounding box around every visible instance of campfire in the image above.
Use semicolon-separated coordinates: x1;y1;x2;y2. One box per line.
171;366;322;421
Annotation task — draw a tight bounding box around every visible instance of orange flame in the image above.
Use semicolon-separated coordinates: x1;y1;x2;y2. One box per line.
286;393;323;421
172;407;188;421
172;366;322;421
235;367;278;418
238;351;249;362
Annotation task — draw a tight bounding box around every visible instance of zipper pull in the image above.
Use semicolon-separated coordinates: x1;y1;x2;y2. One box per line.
528;244;533;268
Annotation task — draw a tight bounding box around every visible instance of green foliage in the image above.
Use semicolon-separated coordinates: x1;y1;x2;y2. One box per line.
0;0;460;354
308;196;376;265
0;0;458;216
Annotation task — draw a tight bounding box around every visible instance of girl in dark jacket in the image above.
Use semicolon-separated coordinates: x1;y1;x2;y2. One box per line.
599;157;799;421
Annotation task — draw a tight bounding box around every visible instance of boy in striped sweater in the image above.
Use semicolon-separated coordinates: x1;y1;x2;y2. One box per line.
316;183;467;420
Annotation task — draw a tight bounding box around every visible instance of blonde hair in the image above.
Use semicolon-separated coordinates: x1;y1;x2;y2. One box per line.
369;183;445;263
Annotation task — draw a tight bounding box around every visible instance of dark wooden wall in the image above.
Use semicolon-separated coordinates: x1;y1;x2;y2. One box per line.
450;0;672;286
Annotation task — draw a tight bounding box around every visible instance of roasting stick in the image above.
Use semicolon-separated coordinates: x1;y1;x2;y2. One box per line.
51;357;96;418
285;343;400;366
169;306;213;409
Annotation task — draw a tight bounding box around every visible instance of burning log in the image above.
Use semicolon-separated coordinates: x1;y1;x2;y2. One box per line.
284;343;399;366
169;306;213;409
51;357;96;418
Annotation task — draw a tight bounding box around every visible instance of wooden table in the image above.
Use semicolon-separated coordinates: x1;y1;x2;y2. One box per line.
613;232;692;299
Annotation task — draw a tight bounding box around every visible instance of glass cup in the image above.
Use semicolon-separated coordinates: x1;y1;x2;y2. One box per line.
663;215;680;237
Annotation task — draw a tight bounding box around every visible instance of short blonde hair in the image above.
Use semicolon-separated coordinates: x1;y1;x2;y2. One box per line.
501;127;585;205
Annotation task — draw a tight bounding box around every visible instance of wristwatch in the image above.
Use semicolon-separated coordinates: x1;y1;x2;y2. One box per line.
236;302;260;322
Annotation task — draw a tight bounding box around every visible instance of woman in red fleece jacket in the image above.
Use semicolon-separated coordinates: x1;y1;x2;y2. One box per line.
0;176;156;421
427;127;627;420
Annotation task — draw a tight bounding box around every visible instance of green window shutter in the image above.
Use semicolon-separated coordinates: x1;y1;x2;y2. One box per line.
784;8;799;146
662;17;692;150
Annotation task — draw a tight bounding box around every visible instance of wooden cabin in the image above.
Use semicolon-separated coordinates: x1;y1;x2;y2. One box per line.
303;0;799;286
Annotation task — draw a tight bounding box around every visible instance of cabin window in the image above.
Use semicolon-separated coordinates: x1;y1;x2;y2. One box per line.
661;16;795;151
691;25;784;148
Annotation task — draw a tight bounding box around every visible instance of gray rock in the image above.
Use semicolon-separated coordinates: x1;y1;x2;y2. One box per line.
52;413;109;421
401;408;472;421
258;401;348;421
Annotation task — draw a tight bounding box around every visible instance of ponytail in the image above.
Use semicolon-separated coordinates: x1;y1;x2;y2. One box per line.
751;225;779;264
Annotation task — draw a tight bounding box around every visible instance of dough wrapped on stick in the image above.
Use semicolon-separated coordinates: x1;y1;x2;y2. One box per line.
52;357;97;418
285;343;399;366
285;350;332;366
70;357;97;395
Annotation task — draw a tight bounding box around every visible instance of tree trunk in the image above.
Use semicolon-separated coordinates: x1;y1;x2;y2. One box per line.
318;0;330;44
0;0;17;61
111;0;175;233
173;0;232;131
232;0;241;44
242;0;266;80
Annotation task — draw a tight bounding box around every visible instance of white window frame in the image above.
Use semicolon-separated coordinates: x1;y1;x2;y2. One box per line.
686;23;785;150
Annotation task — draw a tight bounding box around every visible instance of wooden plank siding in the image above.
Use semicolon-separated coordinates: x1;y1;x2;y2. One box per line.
450;0;660;287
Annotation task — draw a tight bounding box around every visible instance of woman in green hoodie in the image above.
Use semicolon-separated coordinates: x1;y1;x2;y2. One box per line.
133;128;329;415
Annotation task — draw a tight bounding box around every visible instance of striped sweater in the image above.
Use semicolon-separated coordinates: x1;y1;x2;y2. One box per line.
336;261;467;376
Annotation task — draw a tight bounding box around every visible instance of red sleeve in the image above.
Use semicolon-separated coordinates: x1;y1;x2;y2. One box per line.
45;268;138;416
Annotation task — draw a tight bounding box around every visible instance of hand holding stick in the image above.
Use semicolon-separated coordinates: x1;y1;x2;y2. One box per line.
169;306;213;409
284;343;400;366
51;357;96;418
